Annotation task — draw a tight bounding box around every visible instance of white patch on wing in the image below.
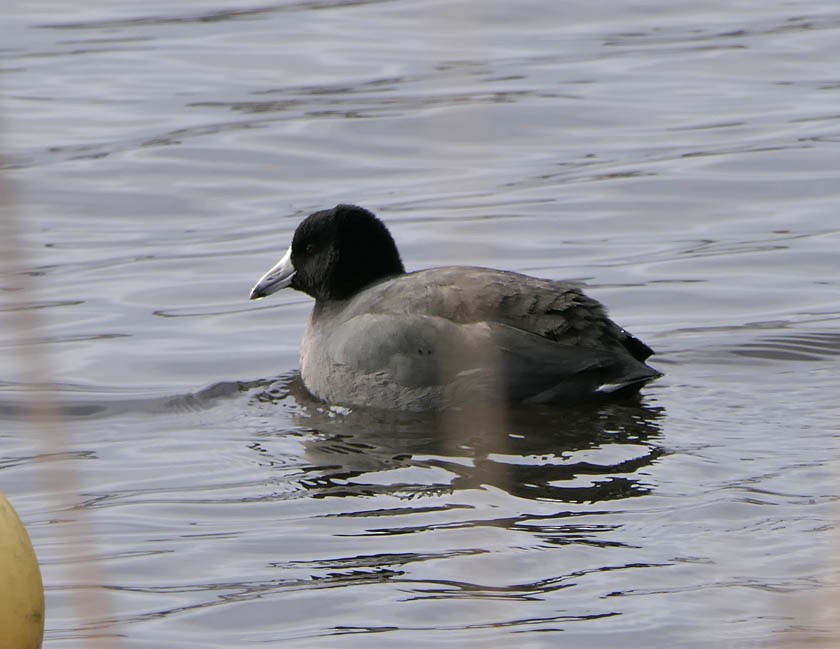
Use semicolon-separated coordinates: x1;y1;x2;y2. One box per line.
595;382;628;393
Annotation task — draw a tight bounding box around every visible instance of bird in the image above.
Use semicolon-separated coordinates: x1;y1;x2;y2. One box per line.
250;204;661;411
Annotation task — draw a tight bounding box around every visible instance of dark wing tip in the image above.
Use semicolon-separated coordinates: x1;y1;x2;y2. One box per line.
620;330;656;362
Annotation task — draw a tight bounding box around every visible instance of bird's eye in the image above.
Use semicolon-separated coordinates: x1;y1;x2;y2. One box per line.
305;242;316;254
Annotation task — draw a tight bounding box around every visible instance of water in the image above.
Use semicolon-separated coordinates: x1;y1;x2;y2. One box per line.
2;1;840;646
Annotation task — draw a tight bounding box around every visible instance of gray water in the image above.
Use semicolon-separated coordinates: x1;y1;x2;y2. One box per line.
2;1;840;647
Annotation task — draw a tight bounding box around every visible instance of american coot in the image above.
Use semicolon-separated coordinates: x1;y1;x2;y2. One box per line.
250;204;662;411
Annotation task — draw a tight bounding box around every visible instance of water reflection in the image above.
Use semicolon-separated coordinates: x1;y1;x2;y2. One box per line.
251;373;665;505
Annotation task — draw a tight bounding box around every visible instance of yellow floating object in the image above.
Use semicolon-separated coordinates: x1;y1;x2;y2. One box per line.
0;492;44;649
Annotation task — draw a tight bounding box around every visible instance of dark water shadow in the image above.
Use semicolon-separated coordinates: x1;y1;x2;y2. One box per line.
250;373;666;506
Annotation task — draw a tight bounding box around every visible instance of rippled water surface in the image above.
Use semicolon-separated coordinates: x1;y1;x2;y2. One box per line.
2;1;840;647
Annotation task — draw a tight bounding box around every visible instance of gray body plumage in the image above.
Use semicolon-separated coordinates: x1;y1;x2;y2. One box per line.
299;266;660;411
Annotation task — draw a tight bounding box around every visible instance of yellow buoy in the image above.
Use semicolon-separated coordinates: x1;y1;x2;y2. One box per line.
0;492;44;649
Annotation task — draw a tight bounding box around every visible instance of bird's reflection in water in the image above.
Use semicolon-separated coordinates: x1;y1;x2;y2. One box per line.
251;373;665;506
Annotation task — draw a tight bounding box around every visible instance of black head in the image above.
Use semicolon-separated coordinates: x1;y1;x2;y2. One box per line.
288;204;405;302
